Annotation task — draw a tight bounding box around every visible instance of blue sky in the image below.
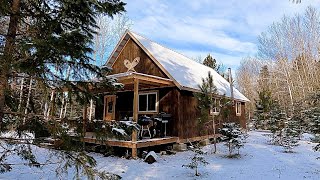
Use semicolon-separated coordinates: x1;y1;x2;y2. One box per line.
123;0;320;70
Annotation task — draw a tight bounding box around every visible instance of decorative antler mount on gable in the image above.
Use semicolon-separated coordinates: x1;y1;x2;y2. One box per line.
124;57;140;72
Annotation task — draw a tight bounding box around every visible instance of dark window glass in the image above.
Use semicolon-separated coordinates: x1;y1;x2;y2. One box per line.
148;94;156;111
236;102;241;114
108;101;113;113
139;94;147;111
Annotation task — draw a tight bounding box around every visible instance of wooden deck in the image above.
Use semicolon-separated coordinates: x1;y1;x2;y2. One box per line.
83;132;221;149
83;135;179;149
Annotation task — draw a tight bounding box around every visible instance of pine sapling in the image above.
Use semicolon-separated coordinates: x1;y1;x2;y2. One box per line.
281;120;300;153
183;145;209;176
219;123;246;157
268;108;286;145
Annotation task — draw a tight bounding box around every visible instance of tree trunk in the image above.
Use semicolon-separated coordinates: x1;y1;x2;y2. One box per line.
212;115;217;154
0;75;8;127
17;77;25;112
0;0;21;125
23;77;33;123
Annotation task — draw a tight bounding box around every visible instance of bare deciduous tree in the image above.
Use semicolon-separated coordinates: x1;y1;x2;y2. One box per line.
93;14;132;66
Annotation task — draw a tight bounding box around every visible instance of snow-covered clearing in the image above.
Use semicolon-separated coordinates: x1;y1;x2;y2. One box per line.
0;131;319;180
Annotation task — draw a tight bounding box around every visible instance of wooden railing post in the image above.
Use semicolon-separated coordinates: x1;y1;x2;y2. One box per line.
132;78;139;158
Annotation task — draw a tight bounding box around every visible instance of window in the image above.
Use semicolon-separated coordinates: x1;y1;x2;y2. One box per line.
236;101;241;116
107;101;113;113
210;98;220;115
138;92;158;112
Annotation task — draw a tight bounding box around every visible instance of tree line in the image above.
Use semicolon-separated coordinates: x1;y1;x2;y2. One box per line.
236;6;320;152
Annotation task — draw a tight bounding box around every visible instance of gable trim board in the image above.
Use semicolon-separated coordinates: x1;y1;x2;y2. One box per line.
106;30;249;102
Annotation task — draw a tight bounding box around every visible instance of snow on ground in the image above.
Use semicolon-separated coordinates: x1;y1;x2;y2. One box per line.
0;131;319;180
94;131;320;180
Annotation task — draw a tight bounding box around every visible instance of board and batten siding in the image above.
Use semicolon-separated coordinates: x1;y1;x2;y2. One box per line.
110;38;168;78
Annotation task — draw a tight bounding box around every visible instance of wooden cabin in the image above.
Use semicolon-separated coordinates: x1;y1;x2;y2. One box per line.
87;30;249;158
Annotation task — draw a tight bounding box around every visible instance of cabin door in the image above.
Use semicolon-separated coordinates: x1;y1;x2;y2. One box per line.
104;95;116;121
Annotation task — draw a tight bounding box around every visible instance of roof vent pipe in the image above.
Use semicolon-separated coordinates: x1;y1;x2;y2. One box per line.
228;68;234;105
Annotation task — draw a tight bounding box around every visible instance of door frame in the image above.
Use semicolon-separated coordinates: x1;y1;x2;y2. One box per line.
103;95;116;121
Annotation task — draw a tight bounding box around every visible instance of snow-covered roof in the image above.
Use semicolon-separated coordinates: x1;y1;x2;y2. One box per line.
107;31;249;102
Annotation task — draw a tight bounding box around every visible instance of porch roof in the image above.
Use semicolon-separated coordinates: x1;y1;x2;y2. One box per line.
106;72;174;90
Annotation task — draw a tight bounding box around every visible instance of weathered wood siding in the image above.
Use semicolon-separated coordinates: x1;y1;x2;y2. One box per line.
98;88;181;137
178;90;200;139
95;88;247;139
110;38;168;78
176;90;247;139
158;87;180;137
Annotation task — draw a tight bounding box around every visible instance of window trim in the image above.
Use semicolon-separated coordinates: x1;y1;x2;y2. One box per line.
103;95;116;120
138;91;159;113
210;98;220;115
236;101;241;116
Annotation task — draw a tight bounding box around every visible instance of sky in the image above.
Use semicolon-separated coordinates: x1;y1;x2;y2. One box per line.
122;0;320;70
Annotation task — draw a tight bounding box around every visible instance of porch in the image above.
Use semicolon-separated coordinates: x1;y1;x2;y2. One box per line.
90;72;177;158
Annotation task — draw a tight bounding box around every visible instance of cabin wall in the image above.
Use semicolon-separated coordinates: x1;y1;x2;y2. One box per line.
158;87;180;137
110;38;168;78
220;102;246;129
178;90;200;139
95;88;247;139
177;90;247;139
96;88;181;137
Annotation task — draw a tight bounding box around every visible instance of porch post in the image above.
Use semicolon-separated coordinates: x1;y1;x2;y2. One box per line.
132;78;139;158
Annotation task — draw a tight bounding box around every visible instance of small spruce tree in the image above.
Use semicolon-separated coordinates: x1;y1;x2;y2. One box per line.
253;65;273;129
219;123;246;157
268;102;286;145
306;107;320;152
183;144;209;176
281;119;300;153
195;72;217;145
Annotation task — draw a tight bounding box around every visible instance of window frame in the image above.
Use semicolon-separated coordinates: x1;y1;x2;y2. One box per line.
103;95;116;121
138;91;158;113
236;101;241;116
210;97;220;115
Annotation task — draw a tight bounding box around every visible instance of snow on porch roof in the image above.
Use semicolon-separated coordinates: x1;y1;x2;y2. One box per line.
129;32;249;102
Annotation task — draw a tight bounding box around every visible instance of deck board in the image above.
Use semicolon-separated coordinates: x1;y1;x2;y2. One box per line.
83;136;178;148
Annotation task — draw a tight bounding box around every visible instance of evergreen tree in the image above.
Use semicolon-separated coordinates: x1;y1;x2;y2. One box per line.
252;65;273;129
195;71;217;134
267;102;286;145
219;123;246;157
305;106;320;151
195;71;219;153
304;92;320;152
202;54;227;79
219;95;233;123
0;0;125;122
183;144;209;176
203;54;220;71
281;119;300;153
0;0;125;178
